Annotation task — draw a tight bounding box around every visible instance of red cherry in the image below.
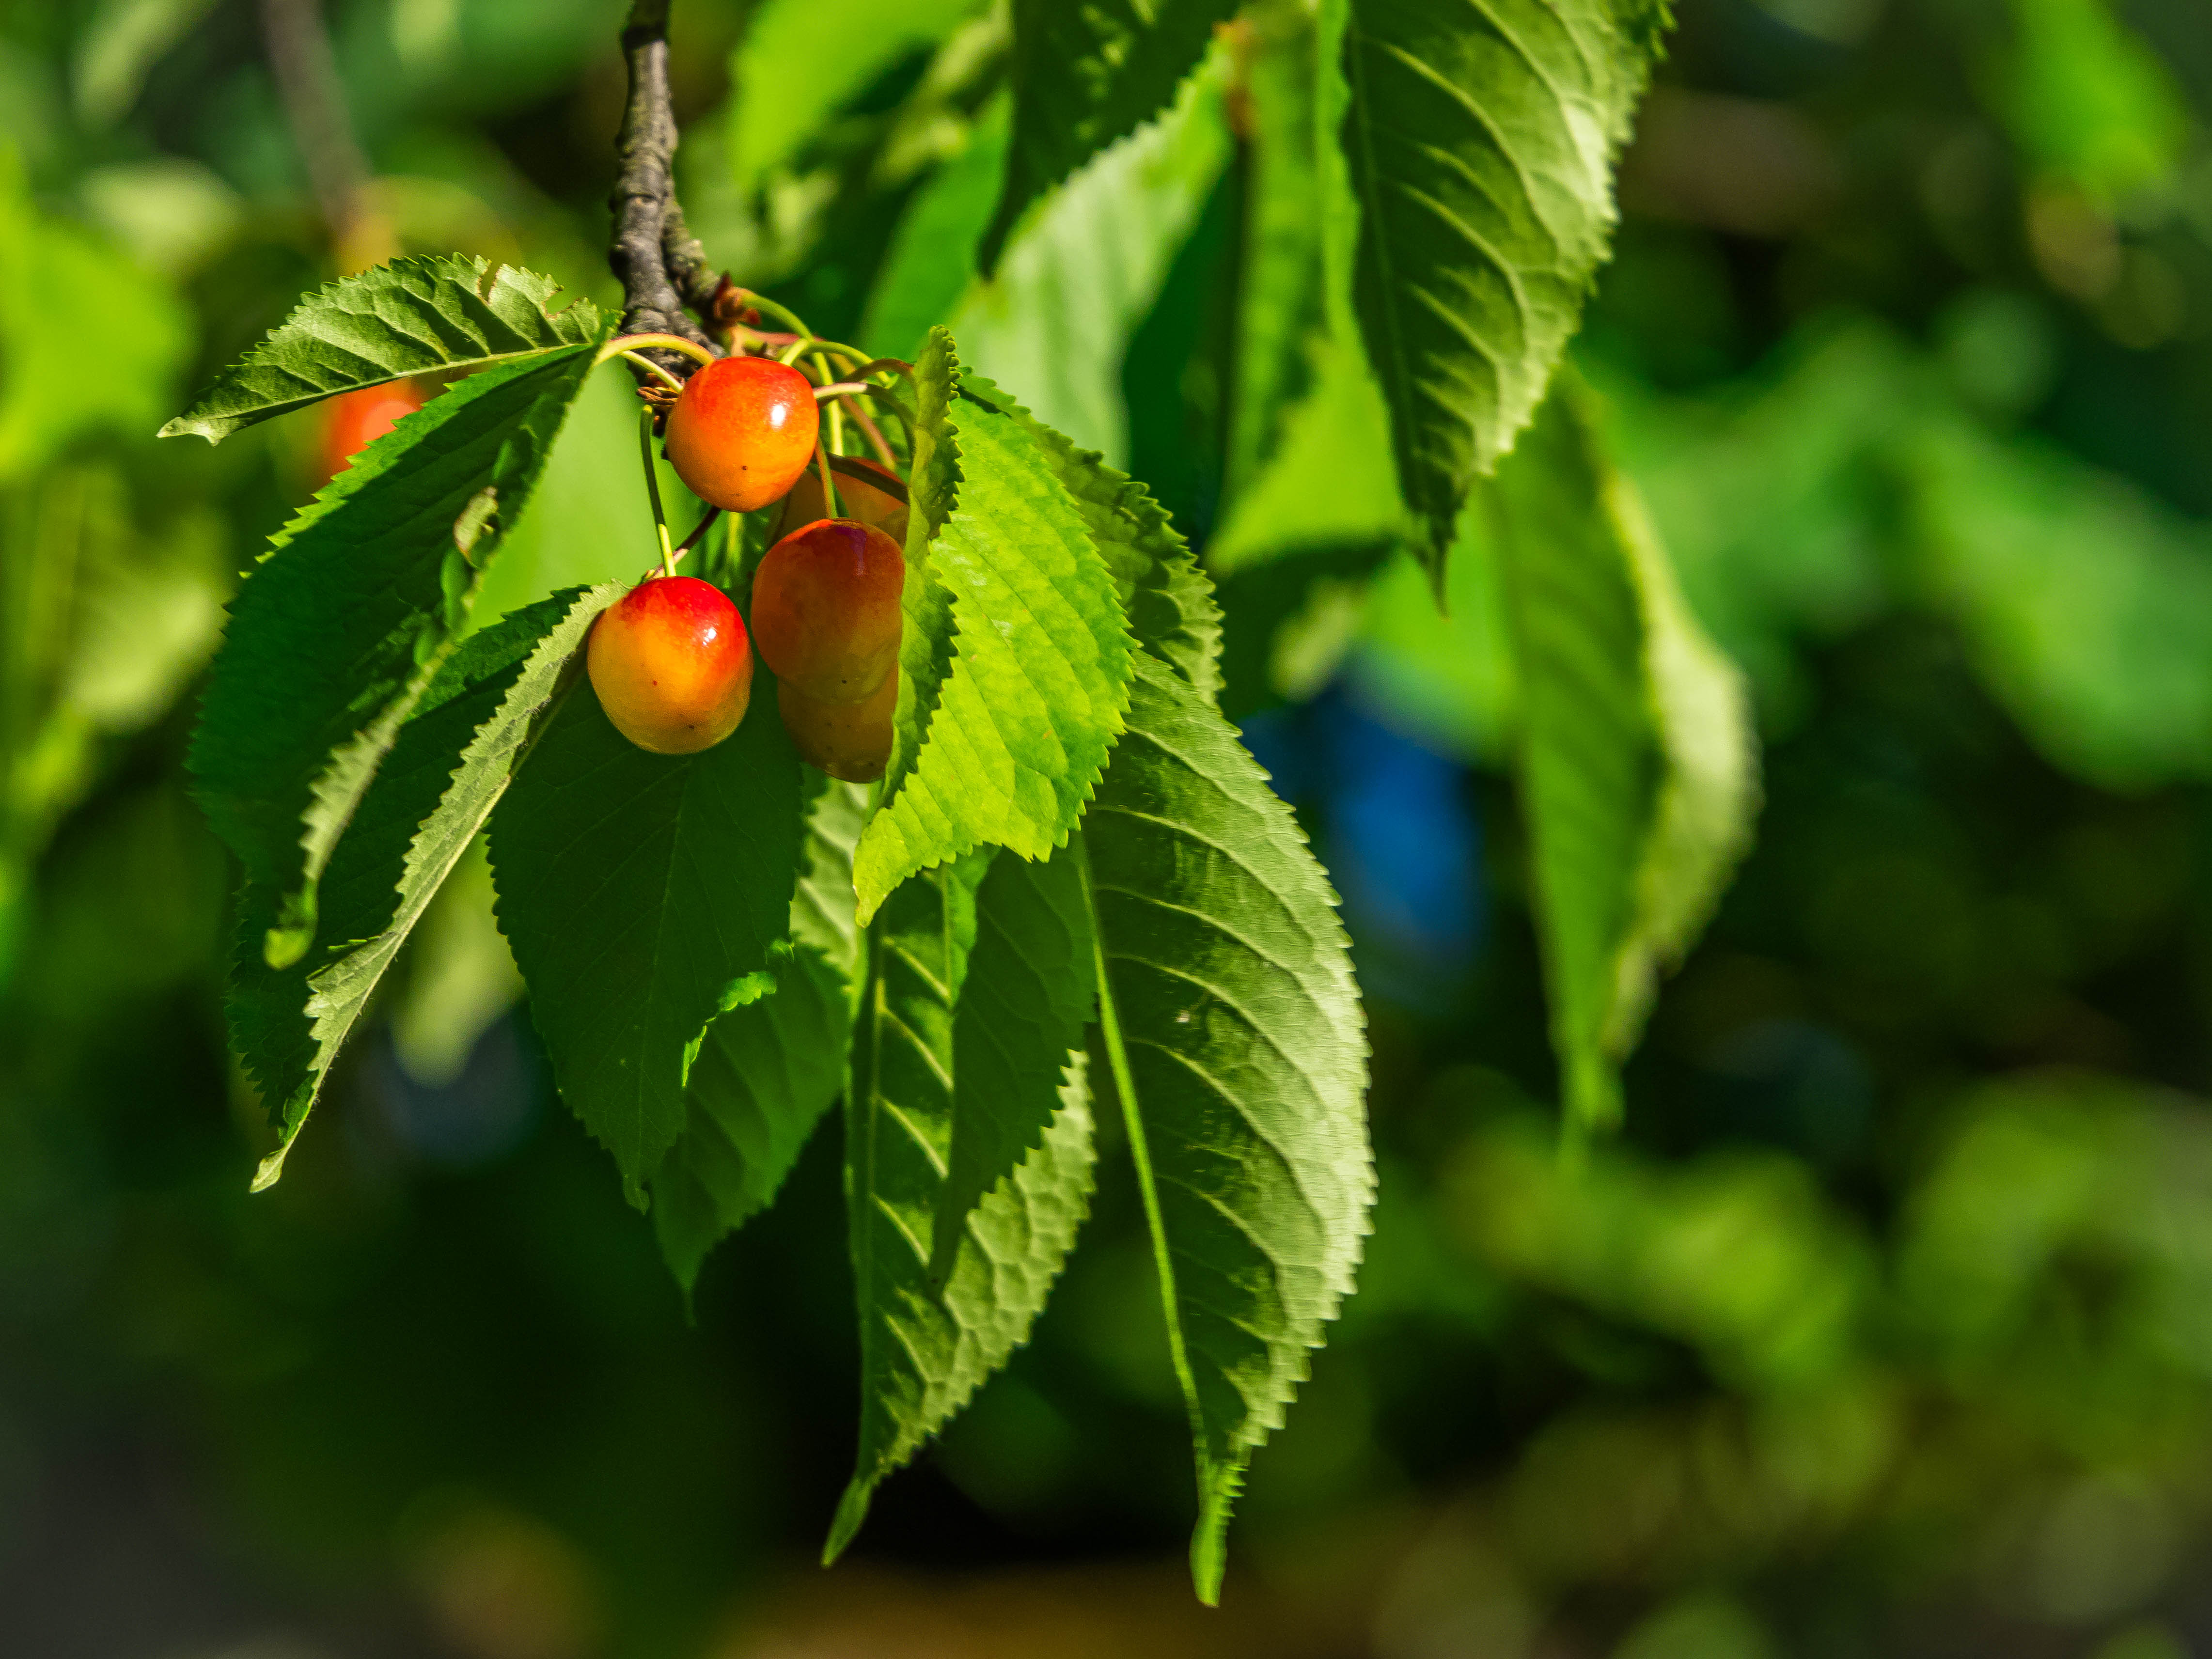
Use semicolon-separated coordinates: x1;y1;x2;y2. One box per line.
780;666;896;782
586;576;753;754
752;518;905;705
773;455;909;548
317;381;425;485
662;356;820;512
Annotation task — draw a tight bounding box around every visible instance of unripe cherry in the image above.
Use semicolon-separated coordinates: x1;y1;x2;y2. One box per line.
752;517;905;705
586;576;753;754
662;356;819;512
780;667;896;782
774;455;909;548
317;381;425;485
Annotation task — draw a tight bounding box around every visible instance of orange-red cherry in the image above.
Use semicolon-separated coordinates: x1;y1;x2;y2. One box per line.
752;518;905;705
780;667;896;782
774;455;909;547
662;355;819;512
586;576;753;754
317;381;425;485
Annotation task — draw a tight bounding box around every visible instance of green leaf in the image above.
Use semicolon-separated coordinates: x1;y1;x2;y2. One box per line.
854;361;1137;924
1208;331;1411;577
159;256;605;442
190;344;602;976
728;0;984;191
1081;650;1372;1602
931;845;1097;1273
956;53;1232;461
1339;0;1666;569
879;328;966;820
1495;383;1756;1136
863;96;1013;363
488;674;808;1201
650;780;869;1296
968;374;1222;700
979;0;1239;277
229;585;614;1189
1225;0;1328;500
827;852;1097;1560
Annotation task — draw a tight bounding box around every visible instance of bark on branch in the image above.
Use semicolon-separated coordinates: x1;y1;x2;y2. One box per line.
611;0;719;372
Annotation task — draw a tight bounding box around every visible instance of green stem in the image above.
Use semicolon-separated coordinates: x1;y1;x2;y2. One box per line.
813;437;842;519
596;331;717;369
739;290;813;337
616;348;684;391
638;407;676;577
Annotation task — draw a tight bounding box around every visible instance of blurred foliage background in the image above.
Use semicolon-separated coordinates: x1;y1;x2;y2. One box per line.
4;0;2212;1654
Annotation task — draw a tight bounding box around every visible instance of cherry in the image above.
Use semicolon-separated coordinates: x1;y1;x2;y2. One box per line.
317;380;425;485
773;455;909;547
751;518;905;705
586;575;753;754
662;355;819;512
780;666;896;782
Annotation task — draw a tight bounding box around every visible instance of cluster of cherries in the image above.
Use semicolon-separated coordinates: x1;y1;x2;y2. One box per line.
585;356;907;780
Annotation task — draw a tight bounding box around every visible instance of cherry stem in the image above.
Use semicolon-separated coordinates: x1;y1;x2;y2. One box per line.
814;437;842;520
842;397;898;470
734;289;812;337
776;337;811;366
667;505;722;570
598;332;717;370
616;349;684;391
638;406;677;578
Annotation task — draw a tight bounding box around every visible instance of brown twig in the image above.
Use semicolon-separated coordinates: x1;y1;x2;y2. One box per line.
610;0;719;378
260;0;392;268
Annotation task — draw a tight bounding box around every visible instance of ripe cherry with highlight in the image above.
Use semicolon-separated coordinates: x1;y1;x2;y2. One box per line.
586;576;753;754
752;518;905;705
662;356;818;512
780;667;895;783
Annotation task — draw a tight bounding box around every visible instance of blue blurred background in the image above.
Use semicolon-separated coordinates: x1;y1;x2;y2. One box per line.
6;0;2212;1654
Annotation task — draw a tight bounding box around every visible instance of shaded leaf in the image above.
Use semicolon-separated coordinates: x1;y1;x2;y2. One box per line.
229;585;614;1187
1495;383;1755;1135
854;362;1136;923
1340;0;1665;568
161;256;604;442
651;781;870;1295
957;55;1232;459
729;0;984;190
1082;650;1372;1602
932;845;1097;1273
1225;0;1328;500
488;672;807;1200
979;0;1239;276
190;345;601;973
828;852;1096;1559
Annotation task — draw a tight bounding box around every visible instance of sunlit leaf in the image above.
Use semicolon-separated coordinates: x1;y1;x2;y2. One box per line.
1082;650;1372;1602
1339;0;1666;569
854;350;1135;923
159;256;605;442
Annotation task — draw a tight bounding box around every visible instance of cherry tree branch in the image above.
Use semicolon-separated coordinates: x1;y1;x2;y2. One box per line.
611;0;720;375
